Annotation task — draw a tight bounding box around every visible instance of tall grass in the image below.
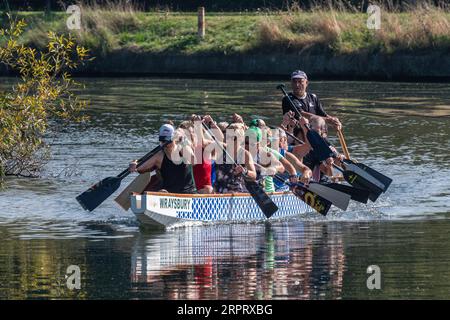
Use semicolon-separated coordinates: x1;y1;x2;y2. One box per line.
4;0;450;56
255;1;450;54
14;0;142;55
74;1;142;55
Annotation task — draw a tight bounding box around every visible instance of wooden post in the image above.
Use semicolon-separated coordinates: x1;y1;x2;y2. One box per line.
45;0;51;16
198;7;205;39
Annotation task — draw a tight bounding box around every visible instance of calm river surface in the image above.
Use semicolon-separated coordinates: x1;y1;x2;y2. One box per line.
0;78;449;299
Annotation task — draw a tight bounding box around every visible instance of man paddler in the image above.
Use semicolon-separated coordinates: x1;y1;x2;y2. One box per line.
282;70;342;130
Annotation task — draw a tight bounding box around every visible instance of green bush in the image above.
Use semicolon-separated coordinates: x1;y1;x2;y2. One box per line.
0;15;90;183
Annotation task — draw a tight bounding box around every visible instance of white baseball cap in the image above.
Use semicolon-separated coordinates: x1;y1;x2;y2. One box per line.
158;124;174;142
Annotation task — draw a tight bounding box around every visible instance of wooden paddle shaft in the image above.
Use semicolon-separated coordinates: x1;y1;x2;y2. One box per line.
337;129;351;160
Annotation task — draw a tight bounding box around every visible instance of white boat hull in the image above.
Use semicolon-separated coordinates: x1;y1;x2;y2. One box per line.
131;191;312;228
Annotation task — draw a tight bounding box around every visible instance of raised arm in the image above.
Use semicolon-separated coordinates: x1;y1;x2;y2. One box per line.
203;115;224;143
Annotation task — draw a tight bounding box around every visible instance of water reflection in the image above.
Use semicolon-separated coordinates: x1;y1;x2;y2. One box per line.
130;222;346;299
1;219;450;299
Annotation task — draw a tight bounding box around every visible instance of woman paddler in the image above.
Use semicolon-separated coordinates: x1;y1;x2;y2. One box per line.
213;125;257;193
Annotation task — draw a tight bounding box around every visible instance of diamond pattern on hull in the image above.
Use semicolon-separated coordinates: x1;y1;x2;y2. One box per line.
177;193;309;221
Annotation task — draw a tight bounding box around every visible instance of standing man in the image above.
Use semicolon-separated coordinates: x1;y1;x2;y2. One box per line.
282;70;342;130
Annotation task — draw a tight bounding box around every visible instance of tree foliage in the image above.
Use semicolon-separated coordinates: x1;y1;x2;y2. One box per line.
0;14;90;183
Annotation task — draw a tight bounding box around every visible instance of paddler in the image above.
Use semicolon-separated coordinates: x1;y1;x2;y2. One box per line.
271;128;313;186
282;70;342;130
128;124;196;194
302;116;345;182
244;124;293;193
214;125;257;193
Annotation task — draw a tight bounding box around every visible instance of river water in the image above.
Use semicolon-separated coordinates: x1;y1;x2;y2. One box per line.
0;78;449;299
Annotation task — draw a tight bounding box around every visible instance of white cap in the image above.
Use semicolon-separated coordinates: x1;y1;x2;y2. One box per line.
158;124;174;142
291;70;308;80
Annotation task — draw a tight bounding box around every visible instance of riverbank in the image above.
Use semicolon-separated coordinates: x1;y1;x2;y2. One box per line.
71;50;450;81
1;8;450;79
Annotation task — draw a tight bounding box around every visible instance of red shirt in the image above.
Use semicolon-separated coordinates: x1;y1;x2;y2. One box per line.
193;156;212;190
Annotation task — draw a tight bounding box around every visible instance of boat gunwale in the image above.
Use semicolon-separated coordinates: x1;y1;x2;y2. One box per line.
134;191;291;198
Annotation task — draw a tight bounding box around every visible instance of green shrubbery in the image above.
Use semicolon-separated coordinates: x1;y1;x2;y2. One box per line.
0;15;90;183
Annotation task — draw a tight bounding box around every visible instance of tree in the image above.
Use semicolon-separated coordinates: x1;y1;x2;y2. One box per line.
0;15;91;184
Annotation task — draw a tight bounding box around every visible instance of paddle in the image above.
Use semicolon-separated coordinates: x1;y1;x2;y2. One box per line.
262;166;350;212
114;171;152;211
76;144;165;212
322;182;370;204
306;181;351;210
277;84;334;162
337;129;392;193
333;164;383;202
278;127;370;204
347;159;392;192
273;172;354;214
286;130;383;202
357;163;391;191
201;122;278;218
273;174;332;216
337;129;351;160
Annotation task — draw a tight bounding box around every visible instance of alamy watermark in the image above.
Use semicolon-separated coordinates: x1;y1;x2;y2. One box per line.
366;265;381;290
367;5;381;30
66;5;81;30
66;265;81;290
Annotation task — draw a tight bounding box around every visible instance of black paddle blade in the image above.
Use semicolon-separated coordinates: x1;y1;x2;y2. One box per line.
245;180;278;218
342;171;383;202
306;130;334;162
291;185;332;216
350;161;393;193
76;176;123;211
323;183;370;204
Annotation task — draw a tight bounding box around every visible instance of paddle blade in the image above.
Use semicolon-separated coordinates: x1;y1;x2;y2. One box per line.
291;185;331;216
114;172;152;211
351;161;393;192
342;171;383;202
307;182;351;211
323;183;370;204
76;176;123;211
306;130;334;162
245;180;278;218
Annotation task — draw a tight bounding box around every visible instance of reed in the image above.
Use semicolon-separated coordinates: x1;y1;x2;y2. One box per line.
255;1;450;54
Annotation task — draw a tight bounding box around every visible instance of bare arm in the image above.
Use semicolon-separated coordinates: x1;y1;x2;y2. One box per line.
291;144;311;159
243;149;257;181
299;109;318;120
285;151;312;183
203;115;225;142
258;153;283;176
279;156;296;176
284;151;304;172
301;110;342;130
129;150;163;173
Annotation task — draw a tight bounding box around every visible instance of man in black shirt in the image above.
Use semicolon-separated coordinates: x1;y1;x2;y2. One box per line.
281;70;342;130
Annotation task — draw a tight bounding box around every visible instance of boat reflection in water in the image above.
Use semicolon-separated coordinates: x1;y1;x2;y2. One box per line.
130;221;346;299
